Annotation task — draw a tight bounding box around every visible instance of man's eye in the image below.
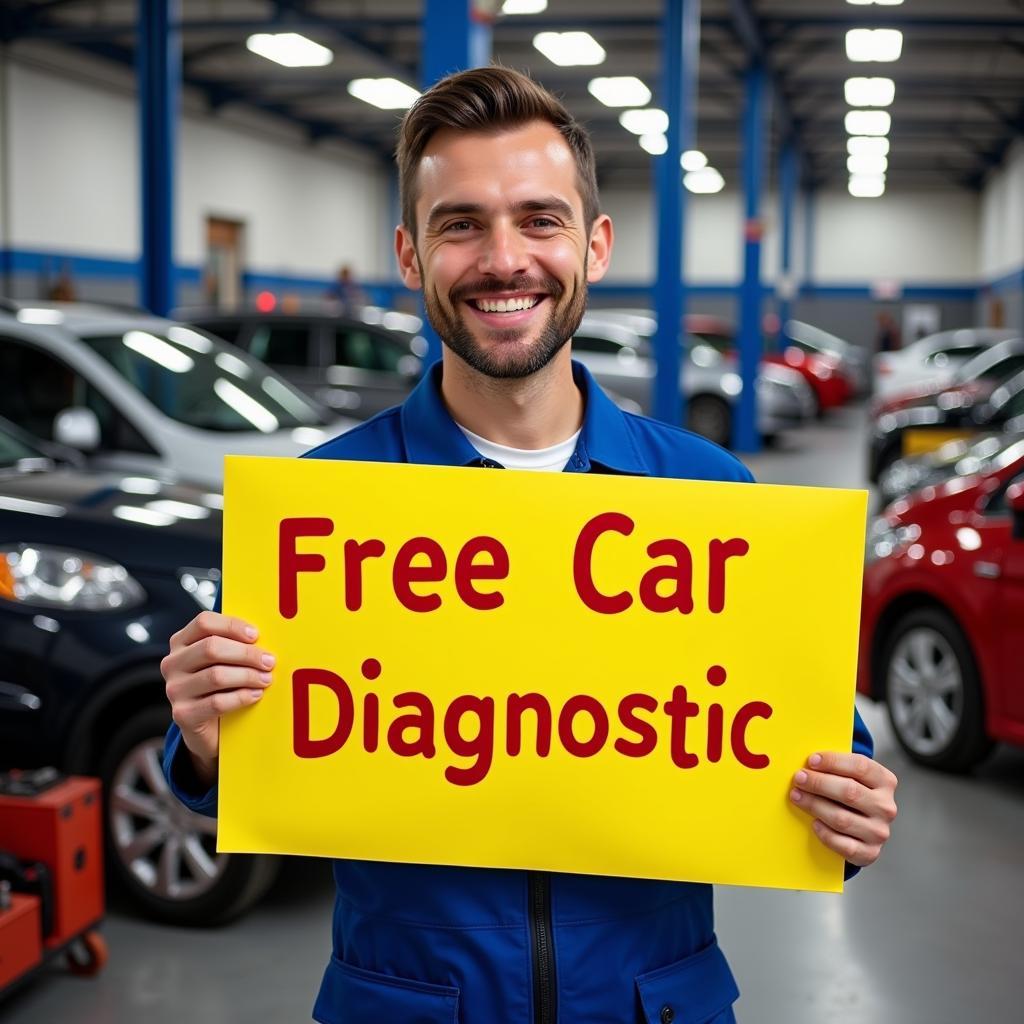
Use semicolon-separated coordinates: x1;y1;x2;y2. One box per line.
528;217;558;229
445;220;474;232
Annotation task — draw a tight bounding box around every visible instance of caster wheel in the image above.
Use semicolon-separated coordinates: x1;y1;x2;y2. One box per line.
66;929;109;977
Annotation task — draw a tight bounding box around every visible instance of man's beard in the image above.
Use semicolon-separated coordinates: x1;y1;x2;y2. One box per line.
423;268;588;380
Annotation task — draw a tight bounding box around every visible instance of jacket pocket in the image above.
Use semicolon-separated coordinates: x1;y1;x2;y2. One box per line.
313;956;460;1024
635;939;740;1024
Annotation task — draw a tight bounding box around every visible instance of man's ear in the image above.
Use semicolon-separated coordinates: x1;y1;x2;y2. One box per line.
586;214;614;284
395;224;422;290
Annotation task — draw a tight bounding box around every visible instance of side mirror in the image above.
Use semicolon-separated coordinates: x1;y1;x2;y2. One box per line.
53;407;100;452
1008;482;1024;541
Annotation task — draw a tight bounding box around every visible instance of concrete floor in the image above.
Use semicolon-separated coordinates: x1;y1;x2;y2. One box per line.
4;404;1023;1023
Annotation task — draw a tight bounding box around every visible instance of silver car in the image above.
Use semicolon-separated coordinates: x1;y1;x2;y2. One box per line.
573;314;814;448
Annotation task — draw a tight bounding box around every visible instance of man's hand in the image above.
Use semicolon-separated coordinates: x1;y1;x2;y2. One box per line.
161;611;275;788
789;752;898;868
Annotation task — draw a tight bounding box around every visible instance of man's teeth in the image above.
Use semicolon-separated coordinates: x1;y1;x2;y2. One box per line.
474;296;538;313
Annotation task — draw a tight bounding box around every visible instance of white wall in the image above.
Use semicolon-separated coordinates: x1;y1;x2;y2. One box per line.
6;57;393;280
979;138;1024;282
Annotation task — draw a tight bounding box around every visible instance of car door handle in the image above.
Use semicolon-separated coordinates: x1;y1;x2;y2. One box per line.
973;561;1000;579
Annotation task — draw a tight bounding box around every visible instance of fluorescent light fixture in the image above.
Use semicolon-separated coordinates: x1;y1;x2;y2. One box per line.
845;76;895;106
123;331;194;373
639;133;668;155
588;76;651;108
680;149;707;172
533;31;606;67
848;135;890;157
502;0;547;12
16;308;64;325
684;167;725;194
619;108;668;135
847;153;889;175
845;109;891;135
846;29;903;62
849;175;886;198
347;77;420;110
246;32;333;68
847;0;903;5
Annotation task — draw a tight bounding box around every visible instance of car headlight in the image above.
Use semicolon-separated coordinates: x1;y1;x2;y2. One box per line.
178;567;221;610
0;544;145;611
865;519;921;564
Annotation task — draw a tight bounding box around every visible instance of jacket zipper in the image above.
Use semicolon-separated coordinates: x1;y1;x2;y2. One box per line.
529;871;556;1024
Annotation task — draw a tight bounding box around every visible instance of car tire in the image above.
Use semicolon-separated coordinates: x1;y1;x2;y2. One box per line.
688;395;732;448
98;706;280;926
880;607;993;772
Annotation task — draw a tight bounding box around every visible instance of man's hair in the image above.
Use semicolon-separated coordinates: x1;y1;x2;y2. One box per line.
396;65;600;237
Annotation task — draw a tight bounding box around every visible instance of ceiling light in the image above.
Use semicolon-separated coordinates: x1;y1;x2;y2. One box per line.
588;76;651;107
533;31;605;67
847;154;888;175
619;108;668;135
639;133;668;155
844;77;895;106
246;32;333;68
849;175;886;198
848;136;890;157
684;167;725;194
502;0;547;12
845;110;891;135
846;29;903;62
347;77;421;110
680;150;707;172
846;0;903;5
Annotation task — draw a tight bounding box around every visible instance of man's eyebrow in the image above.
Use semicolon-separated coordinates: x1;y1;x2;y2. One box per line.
425;197;577;230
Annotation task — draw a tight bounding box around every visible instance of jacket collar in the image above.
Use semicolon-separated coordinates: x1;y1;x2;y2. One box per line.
399;360;651;475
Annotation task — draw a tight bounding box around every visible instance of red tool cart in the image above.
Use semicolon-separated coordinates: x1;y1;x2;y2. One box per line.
0;768;108;999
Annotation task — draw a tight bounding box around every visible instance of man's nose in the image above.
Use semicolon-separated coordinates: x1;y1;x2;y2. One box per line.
478;222;530;279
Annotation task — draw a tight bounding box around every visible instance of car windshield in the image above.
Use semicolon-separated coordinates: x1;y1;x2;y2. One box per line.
0;423;43;468
79;327;329;432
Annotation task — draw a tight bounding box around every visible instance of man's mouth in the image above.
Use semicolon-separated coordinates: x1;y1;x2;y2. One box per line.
467;294;543;314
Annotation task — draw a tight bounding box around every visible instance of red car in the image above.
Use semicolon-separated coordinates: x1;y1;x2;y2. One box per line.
858;445;1024;770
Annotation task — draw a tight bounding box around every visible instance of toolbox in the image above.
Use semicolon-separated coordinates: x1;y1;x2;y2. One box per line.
0;892;43;991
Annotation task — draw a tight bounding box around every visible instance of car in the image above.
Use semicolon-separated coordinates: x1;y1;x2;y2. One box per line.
867;366;1024;482
0;301;356;489
0;415;276;925
859;446;1024;771
573;314;814;448
872;327;1016;401
869;335;1024;420
179;305;427;420
781;319;870;397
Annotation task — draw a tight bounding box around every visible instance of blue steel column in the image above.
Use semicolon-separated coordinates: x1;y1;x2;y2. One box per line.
137;0;180;316
803;185;816;292
653;0;700;426
419;0;492;363
735;63;767;453
777;139;797;346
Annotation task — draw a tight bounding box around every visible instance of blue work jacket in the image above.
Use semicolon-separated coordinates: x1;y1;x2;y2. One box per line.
164;361;873;1024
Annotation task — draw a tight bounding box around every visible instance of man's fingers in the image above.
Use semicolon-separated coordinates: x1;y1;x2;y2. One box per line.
789;790;891;846
809;819;883;868
194;664;273;698
172;689;264;731
175;633;275;676
805;751;896;790
171;610;258;651
793;768;871;810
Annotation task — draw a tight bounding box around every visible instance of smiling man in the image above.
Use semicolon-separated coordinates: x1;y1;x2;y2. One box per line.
161;67;897;1023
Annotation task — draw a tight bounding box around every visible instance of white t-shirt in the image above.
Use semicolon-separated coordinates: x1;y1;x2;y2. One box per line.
456;423;582;473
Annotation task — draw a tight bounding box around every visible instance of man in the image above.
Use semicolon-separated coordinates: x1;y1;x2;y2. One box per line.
162;67;897;1023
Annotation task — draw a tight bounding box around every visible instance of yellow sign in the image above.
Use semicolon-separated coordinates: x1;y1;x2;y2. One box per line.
218;456;867;893
903;427;977;458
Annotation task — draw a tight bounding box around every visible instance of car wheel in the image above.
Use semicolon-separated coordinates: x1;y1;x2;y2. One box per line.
688;395;732;448
880;608;993;772
98;706;280;926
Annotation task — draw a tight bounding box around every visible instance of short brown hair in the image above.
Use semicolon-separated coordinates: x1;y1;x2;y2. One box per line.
396;65;600;236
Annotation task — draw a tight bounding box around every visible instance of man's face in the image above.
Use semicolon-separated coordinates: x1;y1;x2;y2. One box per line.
396;121;612;379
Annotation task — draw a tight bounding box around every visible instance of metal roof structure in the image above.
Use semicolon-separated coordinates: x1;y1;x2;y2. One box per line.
4;0;1024;192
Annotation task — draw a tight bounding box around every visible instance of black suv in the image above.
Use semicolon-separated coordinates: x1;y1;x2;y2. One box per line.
0;417;276;925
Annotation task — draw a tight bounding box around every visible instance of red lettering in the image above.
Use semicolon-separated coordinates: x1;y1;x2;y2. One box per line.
344;538;385;611
662;685;700;768
279;517;333;619
393;538;447;612
443;696;495;786
708;538;750;614
706;704;723;763
573;512;634;613
614;693;658;757
361;659;381;753
638;538;694;613
731;701;773;768
558;695;610;757
387;692;436;757
292;668;353;758
506;693;552;756
454;536;510;610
